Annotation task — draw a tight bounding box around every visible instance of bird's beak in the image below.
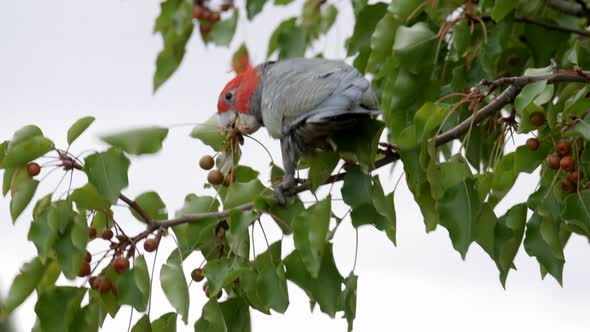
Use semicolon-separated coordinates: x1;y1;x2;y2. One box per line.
218;110;237;129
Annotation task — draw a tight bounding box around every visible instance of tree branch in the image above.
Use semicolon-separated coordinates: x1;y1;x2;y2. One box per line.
515;16;590;37
547;0;590;18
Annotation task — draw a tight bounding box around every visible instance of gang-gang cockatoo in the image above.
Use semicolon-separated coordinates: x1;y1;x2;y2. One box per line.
217;57;380;204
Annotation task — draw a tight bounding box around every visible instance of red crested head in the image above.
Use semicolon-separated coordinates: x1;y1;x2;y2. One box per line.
217;66;260;115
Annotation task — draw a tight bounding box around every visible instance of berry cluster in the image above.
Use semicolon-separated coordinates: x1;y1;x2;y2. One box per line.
191;268;222;299
192;0;233;34
537;138;587;193
200;153;236;186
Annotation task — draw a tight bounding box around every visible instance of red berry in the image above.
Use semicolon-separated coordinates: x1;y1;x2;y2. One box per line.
78;262;91;277
88;227;97;239
210;11;220;22
200;23;212;34
191;268;204;282
526;138;539;151
221;3;233;11
567;170;583;184
101;229;113;240
84;251;92;263
529;112;546;127
560;156;575;171
144;238;158;252
556;140;571;157
547;154;561;170
27;162;41;177
93;276;112;293
193;6;205;19
113;256;130;274
562;177;576;193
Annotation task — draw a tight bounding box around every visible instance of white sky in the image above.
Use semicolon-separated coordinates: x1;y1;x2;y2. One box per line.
1;1;590;331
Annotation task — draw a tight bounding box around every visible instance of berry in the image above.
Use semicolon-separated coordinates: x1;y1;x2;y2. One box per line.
144;238;158;252
93;276;112;293
556;140;571;157
562;177;576;193
200;23;212;34
84;251;92;263
210;11;220;22
191;268;204;282
201;9;212;21
199;155;215;170
26;162;41;177
567;171;583;184
116;235;126;243
207;170;224;185
101;229;113;240
113;256;130;274
507;54;521;67
529;112;546;127
193;6;205;19
223;173;235;187
78;262;91;277
88;227;97;239
526;138;539;151
547;154;560;170
221;2;233;11
560;156;575;171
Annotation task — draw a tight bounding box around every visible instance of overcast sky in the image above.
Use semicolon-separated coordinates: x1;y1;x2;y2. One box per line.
1;1;590;331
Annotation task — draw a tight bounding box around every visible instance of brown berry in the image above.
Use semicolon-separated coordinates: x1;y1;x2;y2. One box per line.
556;140;571;157
88;227;97;239
199;155;215;170
562;177;576;193
193;6;205;19
84;251;92;263
101;229;113;240
116;235;126;243
223;173;235;187
560;156;575;172
201;9;212;21
547;154;561;170
89;276;97;287
144;238;159;252
526;138;539;151
210;12;220;22
221;2;233;11
191;268;204;282
26;162;41;177
200;23;212;34
529;112;546;127
113;256;130;274
207;169;224;185
78;262;91;277
567;170;583;184
94;276;112;293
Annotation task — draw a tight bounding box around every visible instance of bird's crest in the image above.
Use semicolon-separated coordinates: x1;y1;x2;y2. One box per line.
217;66;260;115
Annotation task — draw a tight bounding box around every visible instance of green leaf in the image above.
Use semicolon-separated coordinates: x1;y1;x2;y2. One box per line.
475;203;498;258
233;166;259;183
71;183;110;211
209;9;239;47
371;177;396;245
246;0;267;20
347;2;388;56
9;125;43;146
341;166;371;208
84;148;130;203
1;258;47;319
33;193;52;219
388;0;423;20
514;80;547;114
160;251;189;323
320;4;338;34
203;258;249;297
2;136;54;168
524;213;564;284
514;141;552;174
28;210;58;260
190;116;227;151
67;116;95;145
268;18;297;57
35;287;86;332
255;241;289;313
2;167;15;196
437;177;481;258
292;197;331;278
393;22;436;74
219;298;251;332
223;179;266;209
494;203;527;287
367;13;399;72
284;244;343;317
491;0;516;21
10;176;39;222
173;194;220;257
332;118;384;168
266;196;304;234
152;312;177;332
54;214;88;279
340;273;358;332
131;191;168;222
131;315;152;332
153;0;194;91
0;140;8;168
307;151;339;191
567;117;590;141
562;190;590;237
70;302;100;332
118;256;151;312
194;299;227;332
101;127;169;155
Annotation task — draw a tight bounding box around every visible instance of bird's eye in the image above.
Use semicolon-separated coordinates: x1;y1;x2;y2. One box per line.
224;92;233;101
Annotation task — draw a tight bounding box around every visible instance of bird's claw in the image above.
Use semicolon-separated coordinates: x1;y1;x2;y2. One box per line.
274;175;296;206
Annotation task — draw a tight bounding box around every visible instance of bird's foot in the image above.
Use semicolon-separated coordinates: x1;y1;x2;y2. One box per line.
274;175;296;206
